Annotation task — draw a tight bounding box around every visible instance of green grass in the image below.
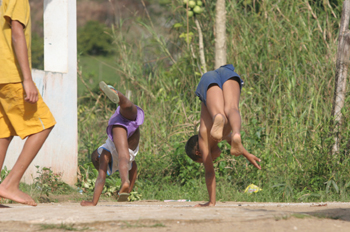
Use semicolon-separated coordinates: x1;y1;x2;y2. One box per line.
74;0;350;203
291;213;312;219
2;0;347;205
135;175;350;203
40;223;89;231
121;221;166;228
78;55;123;96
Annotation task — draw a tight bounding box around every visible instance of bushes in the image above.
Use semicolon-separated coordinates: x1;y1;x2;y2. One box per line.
75;0;350;202
77;20;113;56
31;33;44;70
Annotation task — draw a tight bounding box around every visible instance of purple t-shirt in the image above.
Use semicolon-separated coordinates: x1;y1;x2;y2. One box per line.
106;105;144;141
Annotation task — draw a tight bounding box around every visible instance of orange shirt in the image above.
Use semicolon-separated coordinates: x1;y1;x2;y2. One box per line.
0;0;31;84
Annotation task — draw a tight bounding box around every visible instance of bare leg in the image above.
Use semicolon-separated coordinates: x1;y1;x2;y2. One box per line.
99;81;137;120
0;127;53;206
222;79;243;156
128;161;137;193
206;85;227;141
0;137;13;202
0;137;13;173
117;92;137;121
112;126;130;193
101;82;138;194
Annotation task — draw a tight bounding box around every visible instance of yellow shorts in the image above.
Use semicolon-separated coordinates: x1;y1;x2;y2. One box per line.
0;83;56;139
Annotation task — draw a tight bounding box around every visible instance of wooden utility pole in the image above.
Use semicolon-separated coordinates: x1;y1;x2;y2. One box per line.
332;0;350;154
215;0;226;69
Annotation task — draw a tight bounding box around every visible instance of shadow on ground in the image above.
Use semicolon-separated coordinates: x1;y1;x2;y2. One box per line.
302;208;350;222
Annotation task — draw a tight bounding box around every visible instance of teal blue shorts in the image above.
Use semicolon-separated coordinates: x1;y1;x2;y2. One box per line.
195;64;244;106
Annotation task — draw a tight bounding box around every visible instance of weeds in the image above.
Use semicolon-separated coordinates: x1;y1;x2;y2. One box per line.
74;0;350;202
0;166;9;184
291;213;312;219
39;223;89;231
33;166;73;197
121;221;166;228
76;162;142;201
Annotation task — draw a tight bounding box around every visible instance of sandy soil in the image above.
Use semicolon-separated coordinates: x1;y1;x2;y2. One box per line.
1;201;350;232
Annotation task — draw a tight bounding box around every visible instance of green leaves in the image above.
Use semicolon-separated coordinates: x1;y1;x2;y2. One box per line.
73;0;350;203
179;32;194;43
76;162;123;197
77;21;113;56
33;166;72;197
325;180;339;194
0;166;9;184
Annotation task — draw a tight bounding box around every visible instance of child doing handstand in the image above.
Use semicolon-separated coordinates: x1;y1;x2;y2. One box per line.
185;64;261;207
80;82;144;206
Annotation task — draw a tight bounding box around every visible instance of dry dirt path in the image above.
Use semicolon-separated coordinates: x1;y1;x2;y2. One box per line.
1;201;350;231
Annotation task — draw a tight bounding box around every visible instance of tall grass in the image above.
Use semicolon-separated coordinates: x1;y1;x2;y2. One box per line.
77;0;350;202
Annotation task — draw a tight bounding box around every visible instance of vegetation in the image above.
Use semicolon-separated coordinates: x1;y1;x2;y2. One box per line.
24;0;350;203
77;21;114;56
39;223;89;231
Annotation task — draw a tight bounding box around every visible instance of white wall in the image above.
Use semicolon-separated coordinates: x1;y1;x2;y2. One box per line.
3;0;77;185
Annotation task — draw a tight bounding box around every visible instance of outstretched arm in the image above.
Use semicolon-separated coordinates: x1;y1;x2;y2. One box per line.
81;154;108;206
11;20;38;103
195;105;217;207
195;133;216;207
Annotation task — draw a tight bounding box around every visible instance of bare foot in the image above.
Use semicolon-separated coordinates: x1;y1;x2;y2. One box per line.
80;200;96;206
230;133;243;156
0;185;37;206
210;114;225;142
119;181;130;193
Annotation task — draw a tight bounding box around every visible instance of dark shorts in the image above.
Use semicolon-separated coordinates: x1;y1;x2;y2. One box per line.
195;64;244;106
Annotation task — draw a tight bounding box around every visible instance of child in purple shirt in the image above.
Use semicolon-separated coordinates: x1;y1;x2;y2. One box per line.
81;81;144;206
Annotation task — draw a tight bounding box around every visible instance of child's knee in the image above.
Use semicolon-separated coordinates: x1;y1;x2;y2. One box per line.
224;106;239;116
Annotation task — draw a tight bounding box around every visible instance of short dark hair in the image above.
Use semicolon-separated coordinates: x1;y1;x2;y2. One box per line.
185;135;199;161
91;149;100;170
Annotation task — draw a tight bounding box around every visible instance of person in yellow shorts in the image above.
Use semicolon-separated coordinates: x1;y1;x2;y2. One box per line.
0;0;56;206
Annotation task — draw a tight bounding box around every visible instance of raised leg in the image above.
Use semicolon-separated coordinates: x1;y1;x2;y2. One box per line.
0;127;53;206
117;92;137;121
99;81;137;121
112;126;130;193
222;79;243;156
206;85;227;141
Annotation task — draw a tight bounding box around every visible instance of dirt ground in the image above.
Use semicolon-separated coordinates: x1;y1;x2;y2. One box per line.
1;201;350;232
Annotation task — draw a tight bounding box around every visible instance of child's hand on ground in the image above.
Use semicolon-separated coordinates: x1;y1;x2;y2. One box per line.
80;200;96;207
194;202;215;207
244;153;261;170
23;79;38;103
